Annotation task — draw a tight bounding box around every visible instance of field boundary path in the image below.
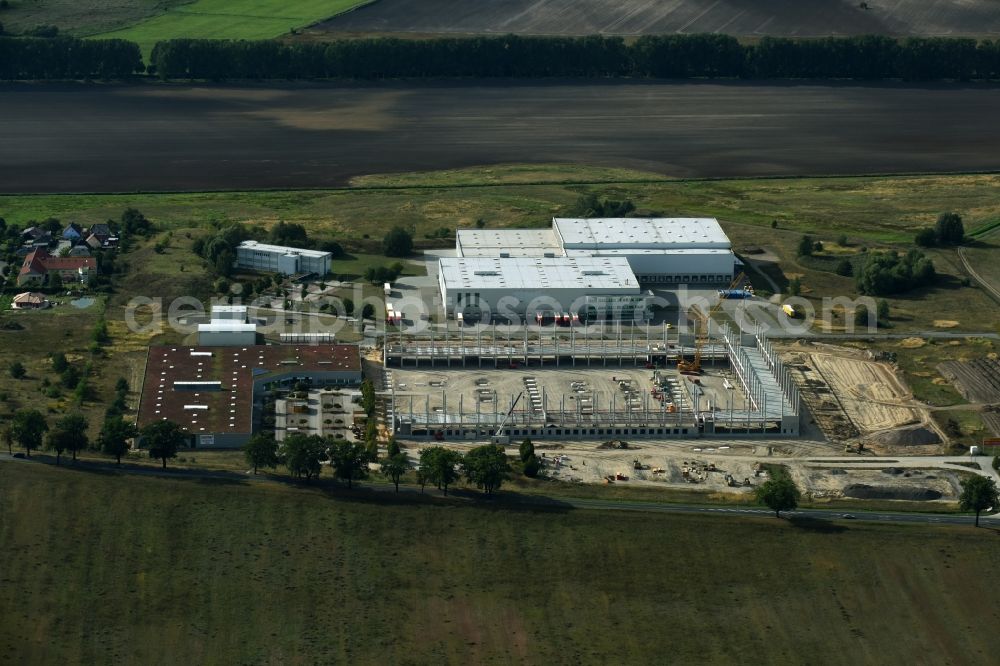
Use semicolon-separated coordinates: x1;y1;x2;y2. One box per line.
958;233;1000;304
2;452;996;526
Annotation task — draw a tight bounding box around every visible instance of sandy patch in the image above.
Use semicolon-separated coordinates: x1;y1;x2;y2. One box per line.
899;337;926;348
933;320;960;328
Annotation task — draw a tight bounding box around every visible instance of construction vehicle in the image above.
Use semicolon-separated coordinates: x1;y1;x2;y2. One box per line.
490;391;524;445
678;272;746;374
782;303;800;318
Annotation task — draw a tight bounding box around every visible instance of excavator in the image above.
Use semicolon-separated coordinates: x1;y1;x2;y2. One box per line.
677;273;746;375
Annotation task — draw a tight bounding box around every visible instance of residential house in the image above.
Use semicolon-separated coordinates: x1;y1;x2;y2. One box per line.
21;227;53;248
17;248;96;286
89;223;112;243
62;223;83;241
87;223;118;248
55;239;92;258
12;292;49;309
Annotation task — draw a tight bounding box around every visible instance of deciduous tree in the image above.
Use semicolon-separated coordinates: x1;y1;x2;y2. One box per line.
279;433;326;481
418;446;463;495
380;452;410;492
328;439;369;489
935;212;964;245
755;476;801;518
99;415;137;465
47;413;88;463
10;409;47;457
243;432;279;474
959;475;999;527
140;419;186;469
462;444;510;495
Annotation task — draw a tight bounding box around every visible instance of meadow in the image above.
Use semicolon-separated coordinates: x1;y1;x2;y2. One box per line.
92;0;369;55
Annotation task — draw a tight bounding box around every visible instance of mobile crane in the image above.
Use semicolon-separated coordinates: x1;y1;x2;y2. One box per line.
677;273;746;375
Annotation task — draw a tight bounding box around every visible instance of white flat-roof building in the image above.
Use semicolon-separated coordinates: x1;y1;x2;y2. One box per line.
197;320;258;347
197;304;256;346
210;305;249;322
456;228;563;258
552;217;731;250
454;218;738;284
439;256;648;322
236;241;332;276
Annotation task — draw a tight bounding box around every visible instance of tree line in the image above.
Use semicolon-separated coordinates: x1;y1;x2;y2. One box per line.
148;35;1000;81
0;36;142;79
6;33;1000;81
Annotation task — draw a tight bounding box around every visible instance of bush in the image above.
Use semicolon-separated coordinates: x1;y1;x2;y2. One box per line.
523;455;541;478
914;227;937;247
877;299;891;324
382;227;413;257
797;235;814;257
837;234;849;247
9;361;25;379
519;438;535;463
50;352;68;373
571;193;635;217
60;365;81;389
787;277;801;297
854;305;873;328
319;240;344;257
835;259;853;277
855;249;935;296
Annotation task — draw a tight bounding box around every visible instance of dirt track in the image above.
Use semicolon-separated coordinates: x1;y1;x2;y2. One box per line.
3;81;1000;193
317;0;1000;36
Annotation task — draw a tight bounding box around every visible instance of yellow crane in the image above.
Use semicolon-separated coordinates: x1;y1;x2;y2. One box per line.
677;273;746;374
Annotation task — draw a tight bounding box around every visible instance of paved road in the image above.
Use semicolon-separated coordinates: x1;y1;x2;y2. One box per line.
2;452;993;527
3;81;1000;192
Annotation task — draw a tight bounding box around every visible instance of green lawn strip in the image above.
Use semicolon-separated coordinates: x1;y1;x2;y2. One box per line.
91;0;371;56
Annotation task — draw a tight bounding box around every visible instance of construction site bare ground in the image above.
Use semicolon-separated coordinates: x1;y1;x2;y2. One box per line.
780;342;940;452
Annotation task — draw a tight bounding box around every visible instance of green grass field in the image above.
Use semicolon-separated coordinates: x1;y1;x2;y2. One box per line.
93;0;369;55
2;462;999;663
0;0;182;37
